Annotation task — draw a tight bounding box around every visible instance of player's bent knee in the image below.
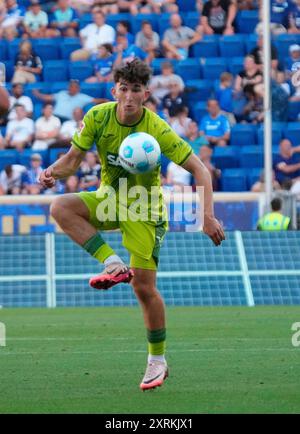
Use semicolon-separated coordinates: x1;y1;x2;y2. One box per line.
132;280;158;302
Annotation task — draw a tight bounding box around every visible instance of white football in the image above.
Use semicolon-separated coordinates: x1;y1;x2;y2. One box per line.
119;132;161;175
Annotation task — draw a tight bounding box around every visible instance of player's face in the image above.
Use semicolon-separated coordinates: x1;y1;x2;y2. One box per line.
113;81;150;116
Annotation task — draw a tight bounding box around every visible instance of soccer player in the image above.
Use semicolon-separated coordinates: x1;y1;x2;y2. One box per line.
39;59;225;391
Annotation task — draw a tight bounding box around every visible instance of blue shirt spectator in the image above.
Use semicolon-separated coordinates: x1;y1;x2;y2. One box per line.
215;72;234;113
49;0;79;37
200;99;231;147
270;0;290;26
273;139;300;184
288;0;300;32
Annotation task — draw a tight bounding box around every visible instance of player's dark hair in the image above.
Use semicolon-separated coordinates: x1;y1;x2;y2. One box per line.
113;58;152;86
271;197;282;211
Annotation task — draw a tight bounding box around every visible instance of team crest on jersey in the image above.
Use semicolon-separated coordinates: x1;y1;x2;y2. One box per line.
78;120;85;135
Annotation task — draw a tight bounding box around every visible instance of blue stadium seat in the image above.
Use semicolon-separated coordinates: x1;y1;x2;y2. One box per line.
245;34;258;53
79;12;92;29
181;12;200;30
106;13;132;30
151;58;178;74
240;146;264;168
33;39;60;60
219;35;246;57
185;79;214;102
212;147;239;169
284;123;300;146
7;38;22;61
25;82;52;103
190;101;207;124
68;61;93;81
230;124;257;146
158;13;172;37
256;125;283;146
17;149;48;168
0;40;8;60
59;38;81;59
221;168;248;192
50;81;69;93
175;59;202;80
0;150;18;171
247;167;262;189
287;101;300;121
104;82;114;100
3;60;14;82
226;57;244;75
202;57;227;79
177;0;196;11
191;36;219;58
80;82;106;98
236;11;259;34
43;60;68;82
33;102;43;120
49;148;68;165
130;14;159;34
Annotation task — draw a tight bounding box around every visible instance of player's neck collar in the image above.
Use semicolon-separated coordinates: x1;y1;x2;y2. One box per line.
114;104;145;127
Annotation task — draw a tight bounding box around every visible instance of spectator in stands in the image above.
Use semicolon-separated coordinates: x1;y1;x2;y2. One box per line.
8;83;33;123
200;0;237;35
184;121;209;155
273;139;300;185
94;0;119;14
118;0;141;14
242;85;264;123
255;5;287;36
32;103;61;151
11;40;43;85
288;0;300;34
22;0;48;39
0;0;25;40
116;20;134;45
166;160;192;191
53;107;84;148
32;79;107;122
21;152;44;194
69;0;95;15
234;55;263;98
48;0;79;37
275;70;291;96
257;197;291;231
250;34;279;73
169;106;192;138
285;44;300;79
199;145;221;191
114;35;148;64
162;13;201;60
270;0;290;29
78;151;101;192
271;77;289;121
251;169;281;192
71;7;115;61
144;96;167;120
215;72;234;115
64;174;80;193
162;80;188;118
135;21;161;63
199;99;231;147
0;163;27;195
149;61;184;103
5;104;34;150
137;0;178;14
86;43;116;83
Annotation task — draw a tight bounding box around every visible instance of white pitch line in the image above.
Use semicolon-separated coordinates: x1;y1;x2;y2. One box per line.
0;348;296;356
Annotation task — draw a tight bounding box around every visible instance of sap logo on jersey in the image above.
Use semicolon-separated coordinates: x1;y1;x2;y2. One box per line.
107;153;122;167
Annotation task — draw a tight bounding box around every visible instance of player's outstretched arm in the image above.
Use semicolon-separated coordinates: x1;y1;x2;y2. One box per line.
0;87;9;117
182;153;225;246
39;145;86;188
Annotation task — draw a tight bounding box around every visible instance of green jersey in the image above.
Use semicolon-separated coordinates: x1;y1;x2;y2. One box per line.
71;102;193;222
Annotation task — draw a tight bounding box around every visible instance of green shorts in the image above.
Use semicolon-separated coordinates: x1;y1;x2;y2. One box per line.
76;191;168;270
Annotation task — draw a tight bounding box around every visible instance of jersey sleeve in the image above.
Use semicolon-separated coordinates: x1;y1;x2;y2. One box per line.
155;118;193;166
71;108;95;152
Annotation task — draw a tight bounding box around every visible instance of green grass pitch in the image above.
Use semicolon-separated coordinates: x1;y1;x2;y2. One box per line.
0;306;300;414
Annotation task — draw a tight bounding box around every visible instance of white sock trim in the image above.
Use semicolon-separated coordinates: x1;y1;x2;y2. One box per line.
104;255;124;267
148;354;166;364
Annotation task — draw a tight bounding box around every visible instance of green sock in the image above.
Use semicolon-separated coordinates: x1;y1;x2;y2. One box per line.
147;328;166;356
83;233;115;263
